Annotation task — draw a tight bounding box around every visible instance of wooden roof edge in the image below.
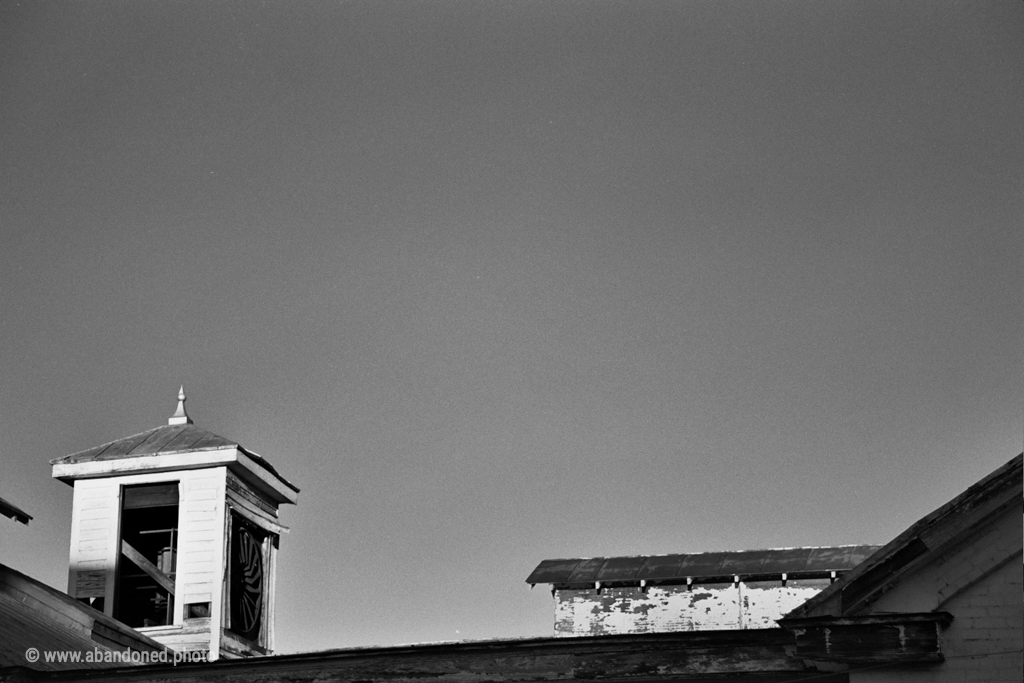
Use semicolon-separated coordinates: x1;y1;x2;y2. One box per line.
544;571;856;589
0;562;170;654
784;452;1023;621
237;446;300;494
0;496;32;525
524;544;881;584
3;628;803;681
781;611;954;628
531;544;878;565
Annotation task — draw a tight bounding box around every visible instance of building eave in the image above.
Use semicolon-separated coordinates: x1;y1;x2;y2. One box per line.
780;612;953;665
785;452;1023;620
51;448;298;506
526;545;881;589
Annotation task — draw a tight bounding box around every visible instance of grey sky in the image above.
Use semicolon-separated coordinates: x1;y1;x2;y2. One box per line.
1;0;1021;652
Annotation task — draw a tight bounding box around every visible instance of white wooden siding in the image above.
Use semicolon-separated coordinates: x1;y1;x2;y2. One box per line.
64;465;285;660
176;467;226;657
68;479;119;606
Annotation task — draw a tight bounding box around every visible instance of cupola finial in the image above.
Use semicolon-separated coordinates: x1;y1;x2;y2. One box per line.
168;385;193;425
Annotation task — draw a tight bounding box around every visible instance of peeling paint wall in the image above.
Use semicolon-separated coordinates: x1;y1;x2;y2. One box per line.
554;579;829;636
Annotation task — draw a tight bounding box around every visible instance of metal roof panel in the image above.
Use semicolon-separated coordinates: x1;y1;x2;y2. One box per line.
528;546;884;585
675;552;731;577
759;547;814;574
84;429;156;461
719;550;769;575
524;559;582;585
806;546;870;572
635;555;687;580
130;425;191;455
158;427;211;453
595;556;647;581
566;558;606;583
187;431;236;451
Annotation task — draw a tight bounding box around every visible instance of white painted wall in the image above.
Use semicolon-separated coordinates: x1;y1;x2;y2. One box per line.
67;468;228;657
64;465;290;660
553;579;830;636
67;478;120;609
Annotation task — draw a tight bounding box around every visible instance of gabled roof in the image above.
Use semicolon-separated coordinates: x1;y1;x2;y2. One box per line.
785;452;1023;620
526;545;880;587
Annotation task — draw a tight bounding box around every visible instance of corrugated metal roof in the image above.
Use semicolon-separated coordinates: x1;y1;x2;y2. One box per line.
50;423;298;493
525;545;881;586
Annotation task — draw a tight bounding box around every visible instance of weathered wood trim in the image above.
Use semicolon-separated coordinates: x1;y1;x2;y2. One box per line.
66;482;84;599
782;612;953;628
207;473;226;660
230;452;299;505
171;468;227;658
225;498;286;536
219;628;269;658
266;531;277;654
225;473;277;518
217;509;275;655
54;448;297;507
0;629;837;682
53;450;240;482
74;570;106;599
121;541;175;596
1;562;170;658
0;496;32;524
781;612;952;664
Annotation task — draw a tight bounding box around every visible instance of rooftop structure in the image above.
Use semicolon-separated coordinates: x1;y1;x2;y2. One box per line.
527;545;879;589
527;545;881;637
1;388;1018;683
48;389;299;659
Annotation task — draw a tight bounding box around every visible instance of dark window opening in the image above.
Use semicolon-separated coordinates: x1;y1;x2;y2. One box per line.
186;602;211;619
115;483;179;628
227;514;267;644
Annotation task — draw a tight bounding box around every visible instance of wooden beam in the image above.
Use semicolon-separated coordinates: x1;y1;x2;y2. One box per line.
122;484;178;509
781;612;951;664
121;540;175;595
